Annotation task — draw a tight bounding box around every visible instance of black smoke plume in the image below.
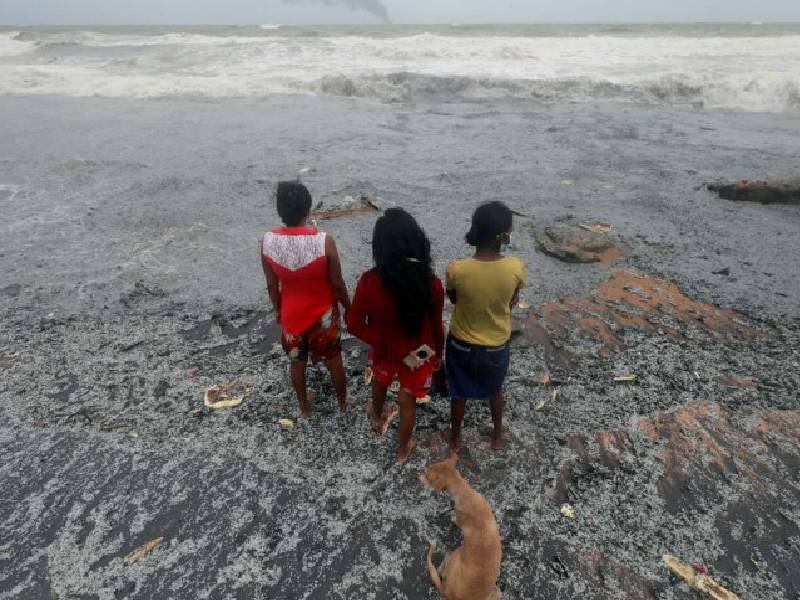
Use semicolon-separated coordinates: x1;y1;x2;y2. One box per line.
284;0;391;23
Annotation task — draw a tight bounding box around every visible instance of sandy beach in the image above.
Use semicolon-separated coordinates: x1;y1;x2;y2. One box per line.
1;91;799;599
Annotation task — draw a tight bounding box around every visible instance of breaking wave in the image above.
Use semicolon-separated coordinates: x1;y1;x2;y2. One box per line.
1;27;799;112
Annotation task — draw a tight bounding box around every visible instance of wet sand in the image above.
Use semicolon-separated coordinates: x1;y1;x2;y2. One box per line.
1;95;799;600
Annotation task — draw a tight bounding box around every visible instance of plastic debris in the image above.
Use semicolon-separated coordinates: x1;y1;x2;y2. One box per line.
185;367;199;379
538;372;551;385
389;380;401;394
561;179;574;186
560;504;576;519
416;395;431;405
577;222;612;234
693;563;710;575
516;300;531;310
663;555;741;600
614;374;638;383
126;537;163;564
278;418;294;429
203;381;253;409
364;366;374;385
534;400;546;411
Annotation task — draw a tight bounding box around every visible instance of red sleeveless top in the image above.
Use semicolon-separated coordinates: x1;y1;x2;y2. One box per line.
261;226;334;336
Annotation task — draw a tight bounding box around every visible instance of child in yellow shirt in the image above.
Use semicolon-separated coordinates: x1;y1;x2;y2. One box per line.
445;201;526;451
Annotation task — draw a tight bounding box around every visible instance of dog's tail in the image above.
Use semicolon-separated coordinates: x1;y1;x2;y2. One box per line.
427;541;442;593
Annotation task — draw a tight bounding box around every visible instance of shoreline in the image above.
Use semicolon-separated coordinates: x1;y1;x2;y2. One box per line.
1;94;799;599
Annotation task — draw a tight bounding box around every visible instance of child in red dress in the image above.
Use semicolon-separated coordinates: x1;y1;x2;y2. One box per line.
347;208;445;462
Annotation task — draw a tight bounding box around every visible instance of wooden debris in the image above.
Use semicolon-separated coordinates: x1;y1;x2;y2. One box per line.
717;373;755;388
663;554;741;600
126;537;163;564
578;222;612;234
203;381;253;409
310;195;382;220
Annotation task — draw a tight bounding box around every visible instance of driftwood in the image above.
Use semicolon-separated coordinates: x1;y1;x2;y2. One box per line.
663;555;741;600
126;537;163;564
310;196;382;220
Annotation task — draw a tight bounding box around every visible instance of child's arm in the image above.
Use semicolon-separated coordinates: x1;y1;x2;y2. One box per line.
325;234;350;313
445;261;457;305
510;284;521;309
345;276;380;348
261;251;281;324
510;258;527;308
431;279;446;363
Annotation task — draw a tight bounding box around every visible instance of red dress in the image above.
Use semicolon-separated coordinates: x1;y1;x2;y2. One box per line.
346;269;445;397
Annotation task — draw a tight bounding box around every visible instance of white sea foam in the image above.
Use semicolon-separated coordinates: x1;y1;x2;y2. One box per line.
0;32;36;57
0;27;799;111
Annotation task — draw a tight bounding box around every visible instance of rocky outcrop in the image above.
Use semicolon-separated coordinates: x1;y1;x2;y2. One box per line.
708;178;800;205
534;224;622;264
520;269;764;367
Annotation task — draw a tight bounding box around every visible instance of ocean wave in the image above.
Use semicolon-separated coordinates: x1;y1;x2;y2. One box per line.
0;32;35;57
310;72;800;111
1;29;799;112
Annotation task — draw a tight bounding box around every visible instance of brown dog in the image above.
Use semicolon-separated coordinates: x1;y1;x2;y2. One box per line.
420;454;502;600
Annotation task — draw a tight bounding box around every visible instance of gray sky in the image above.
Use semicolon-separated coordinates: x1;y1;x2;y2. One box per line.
1;0;799;25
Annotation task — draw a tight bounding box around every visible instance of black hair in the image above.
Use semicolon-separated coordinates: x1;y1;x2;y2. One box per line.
465;201;513;248
372;208;434;338
276;181;312;226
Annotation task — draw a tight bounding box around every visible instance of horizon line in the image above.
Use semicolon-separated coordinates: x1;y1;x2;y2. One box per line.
3;20;800;27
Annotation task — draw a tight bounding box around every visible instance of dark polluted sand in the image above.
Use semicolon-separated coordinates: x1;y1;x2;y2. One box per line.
0;95;799;600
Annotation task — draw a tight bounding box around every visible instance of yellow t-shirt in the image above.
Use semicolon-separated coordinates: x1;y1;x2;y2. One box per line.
446;256;527;346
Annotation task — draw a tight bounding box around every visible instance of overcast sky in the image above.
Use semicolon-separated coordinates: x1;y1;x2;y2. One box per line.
1;0;799;26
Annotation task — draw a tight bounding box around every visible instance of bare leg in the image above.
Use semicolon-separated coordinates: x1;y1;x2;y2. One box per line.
324;353;348;411
396;389;417;463
370;379;387;425
290;361;311;418
450;397;466;453
489;390;506;449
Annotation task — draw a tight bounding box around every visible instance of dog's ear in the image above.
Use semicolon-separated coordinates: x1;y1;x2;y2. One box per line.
447;452;458;466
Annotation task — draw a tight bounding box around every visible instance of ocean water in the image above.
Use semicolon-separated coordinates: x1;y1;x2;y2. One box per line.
0;23;799;111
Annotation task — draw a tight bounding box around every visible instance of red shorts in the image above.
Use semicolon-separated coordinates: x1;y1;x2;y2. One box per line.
281;305;341;363
370;355;435;399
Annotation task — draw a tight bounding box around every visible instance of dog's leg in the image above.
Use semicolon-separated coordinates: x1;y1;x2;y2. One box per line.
426;542;443;594
485;586;502;600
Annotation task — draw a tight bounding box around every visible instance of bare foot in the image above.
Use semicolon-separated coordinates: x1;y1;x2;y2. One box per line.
299;391;315;419
375;403;399;436
439;428;460;454
490;431;508;450
337;396;355;413
396;438;417;463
